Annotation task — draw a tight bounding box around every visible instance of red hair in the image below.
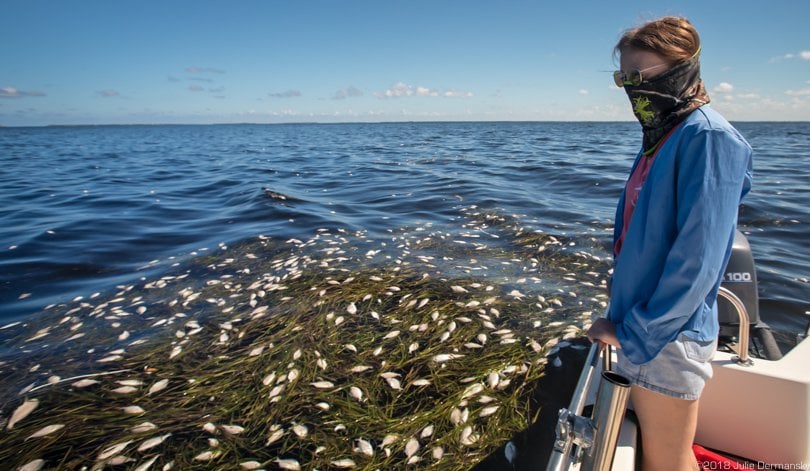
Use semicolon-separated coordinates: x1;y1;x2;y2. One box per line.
615;16;701;63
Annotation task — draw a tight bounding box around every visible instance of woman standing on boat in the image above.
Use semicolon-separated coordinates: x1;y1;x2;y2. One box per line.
585;16;753;471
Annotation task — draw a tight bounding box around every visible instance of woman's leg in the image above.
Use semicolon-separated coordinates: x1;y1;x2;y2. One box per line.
631;384;701;471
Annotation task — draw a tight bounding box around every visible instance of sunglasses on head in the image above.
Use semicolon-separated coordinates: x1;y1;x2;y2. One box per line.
613;63;669;87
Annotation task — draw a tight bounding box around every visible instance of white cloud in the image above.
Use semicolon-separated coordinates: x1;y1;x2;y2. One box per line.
268;90;302;99
376;82;473;99
416;86;437;97
785;88;810;97
332;86;363;100
444;90;474;98
185;66;225;74
578;89;589;95
713;82;734;94
0;86;45;98
801;51;810;60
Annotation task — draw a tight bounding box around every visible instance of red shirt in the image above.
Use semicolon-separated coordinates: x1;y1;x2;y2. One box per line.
614;127;680;256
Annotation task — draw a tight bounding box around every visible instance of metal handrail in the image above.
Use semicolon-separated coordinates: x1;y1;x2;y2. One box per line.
717;286;753;366
546;341;631;471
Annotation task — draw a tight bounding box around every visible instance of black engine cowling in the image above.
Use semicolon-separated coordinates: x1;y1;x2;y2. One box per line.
718;230;760;329
717;230;782;360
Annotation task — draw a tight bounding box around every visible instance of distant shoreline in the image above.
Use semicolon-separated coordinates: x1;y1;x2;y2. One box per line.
2;119;808;129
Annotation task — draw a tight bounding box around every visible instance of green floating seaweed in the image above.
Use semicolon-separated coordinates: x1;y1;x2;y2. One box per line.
0;205;610;470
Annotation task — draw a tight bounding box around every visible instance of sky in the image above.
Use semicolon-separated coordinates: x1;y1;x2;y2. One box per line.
1;1;809;126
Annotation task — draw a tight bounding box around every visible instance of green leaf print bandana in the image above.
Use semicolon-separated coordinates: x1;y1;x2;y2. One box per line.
624;55;710;151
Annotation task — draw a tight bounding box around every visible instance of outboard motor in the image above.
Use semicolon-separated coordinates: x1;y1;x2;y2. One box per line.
718;230;782;360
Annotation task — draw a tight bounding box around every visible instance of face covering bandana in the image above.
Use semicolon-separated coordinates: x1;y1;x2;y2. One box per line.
623;55;711;151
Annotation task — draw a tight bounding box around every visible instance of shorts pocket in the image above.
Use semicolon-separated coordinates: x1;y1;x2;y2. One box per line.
679;334;717;363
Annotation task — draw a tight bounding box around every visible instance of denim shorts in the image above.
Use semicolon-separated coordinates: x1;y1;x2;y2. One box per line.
613;333;717;400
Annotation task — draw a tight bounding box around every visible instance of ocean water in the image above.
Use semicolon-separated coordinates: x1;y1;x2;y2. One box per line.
0;121;808;468
2;121;808;328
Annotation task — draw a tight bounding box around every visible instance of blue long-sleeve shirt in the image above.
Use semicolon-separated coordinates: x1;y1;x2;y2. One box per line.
609;106;753;364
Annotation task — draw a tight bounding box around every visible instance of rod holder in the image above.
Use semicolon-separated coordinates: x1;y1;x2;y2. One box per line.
581;371;631;471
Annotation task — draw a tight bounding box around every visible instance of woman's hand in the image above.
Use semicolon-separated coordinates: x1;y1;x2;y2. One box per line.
585;318;621;349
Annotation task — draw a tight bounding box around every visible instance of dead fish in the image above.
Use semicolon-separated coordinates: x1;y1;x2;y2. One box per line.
131;422;158;433
239;461;263;470
479;405;500;417
220;425;244;435
405;437;420;457
432;353;464;363
97;440;133;461
292;423;308;438
330;459;357;469
354;438;374;456
385;377;402;390
266;426;285;445
26;424;65;440
193;450;221;461
310;381;334;389
274;459;301;470
137;433;171;452
133;455;159;471
147;379;169;396
122;405;146;414
17;460;45;471
349;386;363;402
7;399;38;430
73;379;100;388
111;386;138;394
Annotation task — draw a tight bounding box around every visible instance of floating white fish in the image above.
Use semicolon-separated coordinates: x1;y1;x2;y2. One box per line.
330;459;356;468
274;459;301;471
460;425;478;445
7;399;38;429
385;377;402;390
131;422;158;433
147;379;169;396
411;378;431;386
404;437;420;457
111;386;138;394
504;441;517;464
310;381;334;389
354;438;374;456
239;461;263;470
479;405;500;417
193;450;221;461
292;423;308;438
133;455;159;471
349;365;372;373
420;425;434;438
137;433;171;452
347;303;357;315
382;330;400;340
349;386;363;402
17;459;45;471
202;422;217;434
97;440;133;461
381;434;398;447
220;425;244;435
432;353;464;363
26;424;65;440
122;405;145;414
432;446;444;460
266;426;285;445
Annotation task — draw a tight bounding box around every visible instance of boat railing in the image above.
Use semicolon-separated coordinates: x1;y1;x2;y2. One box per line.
546;341;631;471
717;286;753;366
